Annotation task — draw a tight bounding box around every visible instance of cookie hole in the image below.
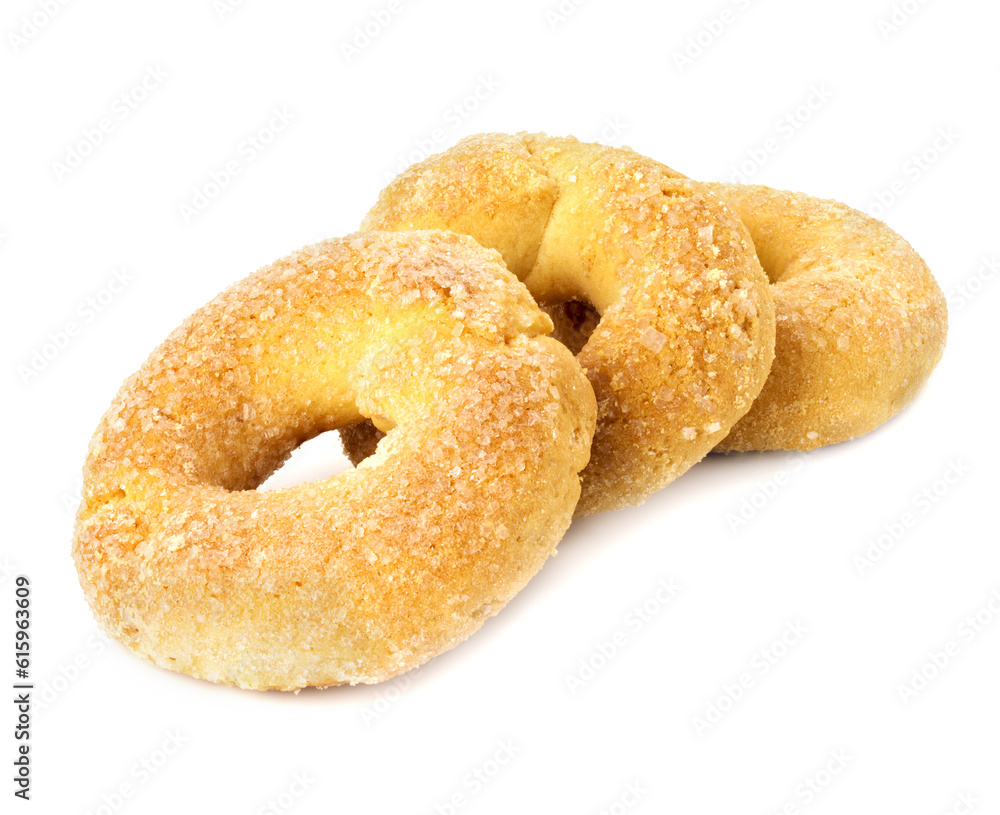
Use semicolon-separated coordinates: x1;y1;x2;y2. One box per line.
743;237;787;285
542;299;601;356
257;431;355;491
757;253;785;285
339;419;386;467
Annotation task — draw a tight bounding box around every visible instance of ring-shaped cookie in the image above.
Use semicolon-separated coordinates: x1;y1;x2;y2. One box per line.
703;183;948;451
351;133;776;514
73;231;596;690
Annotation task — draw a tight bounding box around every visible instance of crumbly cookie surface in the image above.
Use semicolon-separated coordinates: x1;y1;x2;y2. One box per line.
73;230;596;690
704;184;948;451
358;133;776;514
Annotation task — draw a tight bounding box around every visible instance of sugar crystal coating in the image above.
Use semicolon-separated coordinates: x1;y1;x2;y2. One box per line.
703;184;948;452
72;230;597;690
357;133;777;514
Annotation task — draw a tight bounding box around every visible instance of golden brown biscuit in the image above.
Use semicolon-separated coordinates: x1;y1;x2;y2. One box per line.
73;231;596;690
349;133;776;515
703;184;948;451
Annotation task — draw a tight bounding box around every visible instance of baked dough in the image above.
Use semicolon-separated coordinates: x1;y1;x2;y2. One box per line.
351;133;776;514
704;184;948;451
73;231;596;690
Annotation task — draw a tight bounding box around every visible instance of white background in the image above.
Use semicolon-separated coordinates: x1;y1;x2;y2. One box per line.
3;0;998;812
